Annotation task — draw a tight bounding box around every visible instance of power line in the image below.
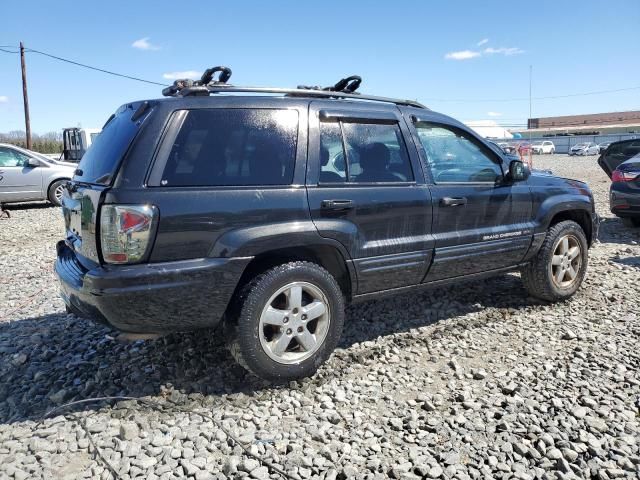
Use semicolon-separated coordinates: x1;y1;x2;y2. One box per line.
24;46;167;86
0;47;19;54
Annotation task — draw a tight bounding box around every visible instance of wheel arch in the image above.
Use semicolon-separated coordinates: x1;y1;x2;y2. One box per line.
46;177;71;203
233;244;355;302
547;208;594;246
47;176;70;194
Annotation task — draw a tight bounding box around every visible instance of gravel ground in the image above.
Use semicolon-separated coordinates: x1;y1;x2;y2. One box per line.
0;155;638;480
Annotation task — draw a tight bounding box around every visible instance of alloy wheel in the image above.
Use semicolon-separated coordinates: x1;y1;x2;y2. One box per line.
258;281;331;364
54;184;65;204
550;234;582;288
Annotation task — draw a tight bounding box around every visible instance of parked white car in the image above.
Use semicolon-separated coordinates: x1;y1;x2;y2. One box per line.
569;142;600;156
531;141;555;154
0;143;76;206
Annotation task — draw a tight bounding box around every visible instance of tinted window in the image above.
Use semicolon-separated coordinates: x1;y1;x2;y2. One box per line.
415;122;502;183
75;103;147;185
318;120;413;183
160;109;298;187
319;121;346;183
608;140;640;161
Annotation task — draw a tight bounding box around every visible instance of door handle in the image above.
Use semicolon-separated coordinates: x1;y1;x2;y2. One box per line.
321;199;354;210
440;197;467;207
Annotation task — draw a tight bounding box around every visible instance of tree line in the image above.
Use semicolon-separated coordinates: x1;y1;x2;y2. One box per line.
0;131;63;154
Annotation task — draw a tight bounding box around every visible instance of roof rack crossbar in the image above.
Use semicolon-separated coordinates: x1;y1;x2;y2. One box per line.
178;85;427;109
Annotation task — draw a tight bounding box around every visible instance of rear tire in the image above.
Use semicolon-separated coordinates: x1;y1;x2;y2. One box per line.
521;220;588;302
225;261;344;382
47;179;67;206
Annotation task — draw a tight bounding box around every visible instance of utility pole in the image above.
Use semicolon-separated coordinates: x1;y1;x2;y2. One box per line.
20;42;32;150
528;65;533;167
528;65;532;129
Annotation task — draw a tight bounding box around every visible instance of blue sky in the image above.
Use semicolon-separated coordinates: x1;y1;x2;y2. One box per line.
1;0;638;133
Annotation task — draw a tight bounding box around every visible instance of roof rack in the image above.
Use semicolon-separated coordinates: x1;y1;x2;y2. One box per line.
161;67;427;109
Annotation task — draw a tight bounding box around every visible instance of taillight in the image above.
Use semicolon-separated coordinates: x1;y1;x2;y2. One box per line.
612;169;640;182
100;205;158;264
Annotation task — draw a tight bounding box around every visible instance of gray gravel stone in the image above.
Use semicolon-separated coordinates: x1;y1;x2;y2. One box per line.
120;422;139;441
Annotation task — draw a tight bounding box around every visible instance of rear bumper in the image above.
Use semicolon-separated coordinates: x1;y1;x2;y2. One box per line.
55;241;251;333
610;186;640;218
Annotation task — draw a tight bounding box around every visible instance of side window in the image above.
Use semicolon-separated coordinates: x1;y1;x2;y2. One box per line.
414;122;503;183
0;147;28;167
319;121;346;183
318;120;413;184
159;109;298;186
342;122;413;183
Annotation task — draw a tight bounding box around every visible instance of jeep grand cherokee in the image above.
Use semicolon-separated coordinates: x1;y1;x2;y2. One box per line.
55;71;599;381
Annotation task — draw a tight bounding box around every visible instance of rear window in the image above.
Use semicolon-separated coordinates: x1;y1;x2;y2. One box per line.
157;109;298;187
74;103;145;185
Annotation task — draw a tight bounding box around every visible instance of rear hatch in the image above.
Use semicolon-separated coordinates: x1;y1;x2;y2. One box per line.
597;139;640;178
62;101;152;267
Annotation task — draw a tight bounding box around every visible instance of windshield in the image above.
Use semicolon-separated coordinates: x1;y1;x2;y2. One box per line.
31;151;57;163
74;103;148;185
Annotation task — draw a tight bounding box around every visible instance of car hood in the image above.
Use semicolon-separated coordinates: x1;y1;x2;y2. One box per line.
528;170;588;188
48;159;77;169
530;168;553;176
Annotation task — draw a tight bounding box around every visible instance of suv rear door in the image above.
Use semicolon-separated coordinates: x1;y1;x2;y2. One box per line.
306;102;433;294
407;113;533;281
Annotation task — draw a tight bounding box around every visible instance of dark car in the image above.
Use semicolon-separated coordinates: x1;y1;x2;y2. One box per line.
55;70;598;381
598;139;640;227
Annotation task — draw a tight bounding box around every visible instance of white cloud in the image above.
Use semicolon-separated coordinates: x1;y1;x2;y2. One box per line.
131;37;160;51
445;50;481;60
477;38;489;46
162;70;201;80
484;47;524;56
487;111;502;117
0;96;8;103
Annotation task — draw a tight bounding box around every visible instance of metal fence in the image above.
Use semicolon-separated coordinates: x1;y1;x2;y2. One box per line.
497;133;639;154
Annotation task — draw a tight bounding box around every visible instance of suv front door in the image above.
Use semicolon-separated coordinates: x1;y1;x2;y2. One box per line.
407;116;533;281
306;102;434;294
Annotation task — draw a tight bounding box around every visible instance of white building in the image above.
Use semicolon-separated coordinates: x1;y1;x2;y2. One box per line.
464;120;513;139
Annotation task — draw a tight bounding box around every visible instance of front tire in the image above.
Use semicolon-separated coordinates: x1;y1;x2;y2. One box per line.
521;220;588;302
48;179;67;206
226;261;345;382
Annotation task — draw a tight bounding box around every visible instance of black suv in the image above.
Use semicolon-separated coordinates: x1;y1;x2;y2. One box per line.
55;71;598;381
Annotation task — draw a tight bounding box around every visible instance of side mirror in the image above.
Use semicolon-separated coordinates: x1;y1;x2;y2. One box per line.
507;159;530;182
27;158;40;167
